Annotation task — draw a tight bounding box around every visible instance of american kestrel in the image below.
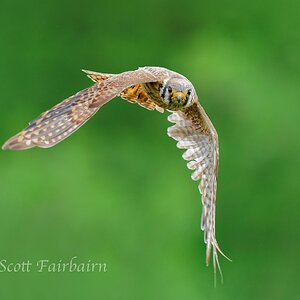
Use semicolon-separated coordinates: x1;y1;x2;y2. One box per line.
2;67;229;280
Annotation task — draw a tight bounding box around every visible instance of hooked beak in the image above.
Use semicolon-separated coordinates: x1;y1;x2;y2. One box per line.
172;92;185;102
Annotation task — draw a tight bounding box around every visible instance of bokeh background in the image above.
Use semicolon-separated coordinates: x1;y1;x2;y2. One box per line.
0;0;299;299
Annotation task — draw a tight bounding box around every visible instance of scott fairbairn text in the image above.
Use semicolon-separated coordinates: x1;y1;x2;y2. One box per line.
0;256;108;273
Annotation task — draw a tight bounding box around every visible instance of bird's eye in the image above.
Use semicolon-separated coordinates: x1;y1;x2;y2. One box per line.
187;89;192;96
168;87;172;93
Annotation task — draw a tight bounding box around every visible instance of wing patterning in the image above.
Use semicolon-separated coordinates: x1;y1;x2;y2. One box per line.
167;102;230;282
3;67;171;150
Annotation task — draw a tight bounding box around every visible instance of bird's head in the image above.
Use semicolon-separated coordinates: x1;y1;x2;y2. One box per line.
160;77;195;110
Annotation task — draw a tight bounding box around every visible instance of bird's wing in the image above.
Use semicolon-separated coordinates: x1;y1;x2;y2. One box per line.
167;101;230;281
81;69;115;82
82;69;164;113
2;67;171;150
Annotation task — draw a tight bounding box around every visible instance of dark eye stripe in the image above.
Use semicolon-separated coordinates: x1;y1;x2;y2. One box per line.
162;85;167;99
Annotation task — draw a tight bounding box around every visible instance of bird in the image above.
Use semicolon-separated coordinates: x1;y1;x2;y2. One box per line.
2;66;230;281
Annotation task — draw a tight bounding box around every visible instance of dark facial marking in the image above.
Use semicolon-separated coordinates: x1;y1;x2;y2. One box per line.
161;85;167;99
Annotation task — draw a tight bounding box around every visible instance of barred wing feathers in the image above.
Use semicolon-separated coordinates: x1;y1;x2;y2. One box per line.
2;85;102;150
2;67;170;150
167;102;229;281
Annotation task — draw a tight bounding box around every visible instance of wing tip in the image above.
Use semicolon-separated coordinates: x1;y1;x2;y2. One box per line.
2;134;35;150
81;69;91;74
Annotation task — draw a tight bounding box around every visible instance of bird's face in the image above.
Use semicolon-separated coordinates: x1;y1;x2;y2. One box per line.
160;78;195;110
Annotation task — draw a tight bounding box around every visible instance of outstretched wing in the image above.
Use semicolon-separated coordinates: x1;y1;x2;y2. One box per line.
2;85;103;150
167;101;229;281
2;67;171;150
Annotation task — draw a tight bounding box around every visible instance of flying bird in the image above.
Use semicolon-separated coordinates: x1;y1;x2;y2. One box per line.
2;66;230;280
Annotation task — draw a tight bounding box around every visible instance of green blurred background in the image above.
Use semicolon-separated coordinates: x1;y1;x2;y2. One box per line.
0;0;299;299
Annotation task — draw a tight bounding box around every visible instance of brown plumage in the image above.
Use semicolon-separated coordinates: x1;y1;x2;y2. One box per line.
2;66;230;281
82;69;164;112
